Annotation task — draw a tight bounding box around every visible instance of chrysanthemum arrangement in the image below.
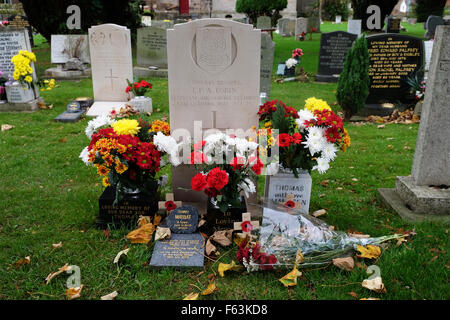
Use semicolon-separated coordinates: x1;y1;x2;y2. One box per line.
258;98;350;177
189;132;262;213
80;115;179;204
10;50;36;88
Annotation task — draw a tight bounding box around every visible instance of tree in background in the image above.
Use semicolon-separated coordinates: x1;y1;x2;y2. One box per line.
20;0;143;43
236;0;288;26
351;0;397;31
415;0;446;22
336;35;370;121
322;0;350;21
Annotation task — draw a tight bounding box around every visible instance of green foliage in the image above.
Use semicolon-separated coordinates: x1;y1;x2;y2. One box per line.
415;0;446;22
235;0;288;25
336;35;370;120
20;0;144;43
322;0;350;21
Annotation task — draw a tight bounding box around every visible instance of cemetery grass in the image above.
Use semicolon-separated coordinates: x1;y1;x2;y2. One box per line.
0;30;449;301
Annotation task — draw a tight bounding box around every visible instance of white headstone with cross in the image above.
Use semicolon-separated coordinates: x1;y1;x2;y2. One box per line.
86;24;133;116
233;212;260;237
167;19;261;202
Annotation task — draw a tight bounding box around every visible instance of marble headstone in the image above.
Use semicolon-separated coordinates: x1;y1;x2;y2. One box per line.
136;27;167;68
295;17;308;40
51;35;90;64
0;29;32;77
256;16;271;30
260;32;274;98
347;19;362;36
86;24;133;116
167;19;260;202
335;15;342;24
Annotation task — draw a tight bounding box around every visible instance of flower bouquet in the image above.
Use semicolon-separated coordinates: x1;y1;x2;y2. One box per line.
80;115;180;207
5;50;36;103
126;79;153;113
283;48;304;77
189;132;262;231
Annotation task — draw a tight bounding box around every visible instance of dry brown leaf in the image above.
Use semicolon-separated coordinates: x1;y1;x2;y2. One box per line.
349;291;358;299
333;256;354;271
362;276;386;293
52;242;62;249
101;291;118;300
65;285;83;300
279;265;302;287
153;215;162;226
210;230;233;247
45;264;71;284
201;281;218;295
198;219;206;228
183;292;199;300
312;209;327;217
154;227;171;241
206;239;216;256
295;249;304;265
357;245;381;259
13;256;31;268
137;215;151;227
113;248;130;264
1;124;14;131
218;261;241;277
320;180;329;187
125;223;155;244
58;138;67;143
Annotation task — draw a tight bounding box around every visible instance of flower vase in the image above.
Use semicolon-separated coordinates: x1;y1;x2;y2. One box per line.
284;66;296;77
5;81;35;103
204;196;247;234
264;167;312;214
128;96;152;113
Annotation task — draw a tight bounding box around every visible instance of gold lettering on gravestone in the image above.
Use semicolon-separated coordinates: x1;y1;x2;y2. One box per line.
161;239;201;259
8;16;29;29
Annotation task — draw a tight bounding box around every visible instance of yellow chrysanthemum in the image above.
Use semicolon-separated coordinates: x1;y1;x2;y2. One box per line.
304;97;332;112
24;76;32;83
112;119;141;136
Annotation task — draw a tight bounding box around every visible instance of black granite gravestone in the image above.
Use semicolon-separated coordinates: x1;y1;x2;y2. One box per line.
150;205;204;268
316;31;357;82
205;196;247;234
386;17;401;33
363;34;424;115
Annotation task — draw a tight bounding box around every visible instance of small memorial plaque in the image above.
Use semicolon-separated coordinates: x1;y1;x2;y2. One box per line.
149;233;205;268
165;205;198;234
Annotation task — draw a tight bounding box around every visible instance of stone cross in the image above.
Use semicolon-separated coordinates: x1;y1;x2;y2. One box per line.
233;212;260;236
158;193;182;213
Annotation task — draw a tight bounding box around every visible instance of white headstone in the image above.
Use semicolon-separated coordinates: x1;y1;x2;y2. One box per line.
86;24;133;116
335;15;342;24
424;40;434;71
295;17;308;40
167;19;261;202
51;35;90;64
347;19;362;36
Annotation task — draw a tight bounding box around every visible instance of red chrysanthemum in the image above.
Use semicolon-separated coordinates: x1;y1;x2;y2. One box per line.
277;133;292;147
291;132;302;144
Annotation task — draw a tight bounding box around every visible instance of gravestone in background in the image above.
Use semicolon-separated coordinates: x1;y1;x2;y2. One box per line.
424;15;444;39
256;16;271;30
45;35;91;80
335;15;342;24
424;39;434;76
295;17;308;40
386;17;401;33
149;205;205;268
364;34;423;115
347;19;362;36
152;20;174;29
133;27;168;78
307;15;320;32
86;24;133;117
260;32;274;98
279;18;295;37
167;19;260;204
379;26;450;223
316;31;356;82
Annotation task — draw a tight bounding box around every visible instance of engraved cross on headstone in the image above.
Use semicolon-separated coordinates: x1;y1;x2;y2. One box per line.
105;69;119;90
202;110;229;132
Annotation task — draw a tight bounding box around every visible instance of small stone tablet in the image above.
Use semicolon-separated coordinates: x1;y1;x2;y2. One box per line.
165;205;198;234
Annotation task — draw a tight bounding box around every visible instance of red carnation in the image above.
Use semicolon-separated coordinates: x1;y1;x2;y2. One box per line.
230;156;245;171
191;173;207;191
193;140;206;151
165;200;177;212
277;133;292;147
249;156;264;175
190;151;207;164
206;167;228;191
204;187;220;198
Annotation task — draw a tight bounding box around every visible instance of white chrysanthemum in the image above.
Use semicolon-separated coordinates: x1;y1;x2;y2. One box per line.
204;132;227;145
285;58;298;69
321;142;337;161
266;162;280;176
296;109;316;130
158;174;169;186
153;132;180;166
307;126;326;139
79;146;91;166
313;157;330;174
302;134;327;156
238;178;256;198
85;114;115;139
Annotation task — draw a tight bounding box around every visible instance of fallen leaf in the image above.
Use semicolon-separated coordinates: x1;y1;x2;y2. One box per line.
58;138;67;143
357;245;381;259
333;256;354;271
210;230;233;247
154;227;171;241
349;233;370;238
45;264;71;284
113;248;130;264
218;261;241;277
205;239;216;256
198;219;206;228
1;124;14;131
320;180;329;187
183;292;199;300
396;237;407;247
387;145;393;149
101;291;118;300
279;265;302;287
13;256;31;268
125;223;155;244
377;125;385;129
349;291;358;299
137;215;151;227
201;281;218;295
295;249;304;265
312;209;327;217
65;285;83;300
351;178;359;182
52;242;62;249
360;297;381;300
362;276;386;294
153;215;162;226
103;229;110;238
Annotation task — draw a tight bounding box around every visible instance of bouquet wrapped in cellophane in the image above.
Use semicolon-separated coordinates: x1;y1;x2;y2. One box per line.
237;200;402;272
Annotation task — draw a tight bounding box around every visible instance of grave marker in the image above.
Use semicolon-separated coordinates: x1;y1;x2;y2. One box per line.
425;15;444;39
134;27;168;78
256;16;271;30
295;17;308;40
260;32;274;98
347;19;362;36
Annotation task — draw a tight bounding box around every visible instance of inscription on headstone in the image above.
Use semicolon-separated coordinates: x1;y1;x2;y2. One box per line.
316;31;356;82
136;27;167;68
0;30;31;76
166;205;198;234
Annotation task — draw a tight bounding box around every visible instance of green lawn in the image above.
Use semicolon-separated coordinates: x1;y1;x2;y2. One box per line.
0;22;448;301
